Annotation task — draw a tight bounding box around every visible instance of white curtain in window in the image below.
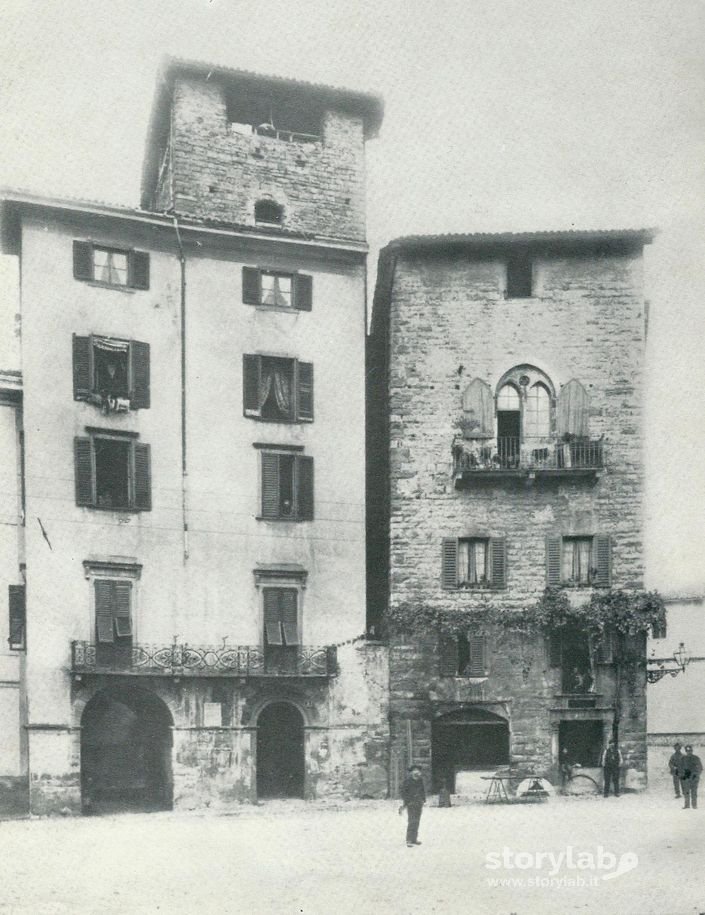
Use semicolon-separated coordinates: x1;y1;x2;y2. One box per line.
562;539;591;583
459;540;487;584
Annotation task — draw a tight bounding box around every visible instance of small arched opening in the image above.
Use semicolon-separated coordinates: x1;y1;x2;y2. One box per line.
432;708;510;792
81;686;173;814
256;702;305;799
255;198;284;226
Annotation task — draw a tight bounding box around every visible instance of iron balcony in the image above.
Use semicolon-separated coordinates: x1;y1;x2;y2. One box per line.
71;641;338;678
453;436;604;482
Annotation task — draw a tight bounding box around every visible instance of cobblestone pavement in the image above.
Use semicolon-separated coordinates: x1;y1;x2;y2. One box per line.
0;792;701;915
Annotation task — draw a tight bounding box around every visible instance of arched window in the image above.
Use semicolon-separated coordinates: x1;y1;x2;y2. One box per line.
524;382;551;438
255;199;284;226
495;365;556;447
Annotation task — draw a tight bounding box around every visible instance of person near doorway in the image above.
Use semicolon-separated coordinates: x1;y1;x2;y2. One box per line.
669;742;684;798
399;765;426;846
600;738;623;797
559;747;573;789
678;745;702;809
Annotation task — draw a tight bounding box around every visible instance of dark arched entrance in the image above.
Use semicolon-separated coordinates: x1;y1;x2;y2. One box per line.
256;702;305;799
432;708;510;792
81;687;173;814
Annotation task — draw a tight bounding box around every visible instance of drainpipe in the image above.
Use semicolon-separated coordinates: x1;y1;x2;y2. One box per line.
172;216;188;560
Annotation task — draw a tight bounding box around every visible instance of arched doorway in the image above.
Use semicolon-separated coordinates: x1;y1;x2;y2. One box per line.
432;708;510;792
256;702;305;799
81;687;173;814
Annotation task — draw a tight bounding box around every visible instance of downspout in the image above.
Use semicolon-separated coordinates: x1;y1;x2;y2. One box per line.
172;216;188;560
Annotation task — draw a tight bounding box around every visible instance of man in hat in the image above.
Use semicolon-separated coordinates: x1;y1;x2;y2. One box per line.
679;745;702;809
399;765;426;846
600;737;623;797
668;742;683;798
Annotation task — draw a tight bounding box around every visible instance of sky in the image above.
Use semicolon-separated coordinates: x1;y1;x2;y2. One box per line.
0;0;703;591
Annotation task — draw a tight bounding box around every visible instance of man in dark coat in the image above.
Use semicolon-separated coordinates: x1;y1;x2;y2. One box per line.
600;738;623;797
399;765;426;846
668;742;683;798
679;745;702;809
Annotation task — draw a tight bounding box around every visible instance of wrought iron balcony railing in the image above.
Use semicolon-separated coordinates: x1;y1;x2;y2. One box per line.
71;641;337;678
453;436;604;478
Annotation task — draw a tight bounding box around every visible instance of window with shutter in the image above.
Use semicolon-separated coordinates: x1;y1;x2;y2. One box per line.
74;437;94;506
441;539;459;590
594;629;614;663
293;274;313;311
129;251;150;290
129;341;150;409
95;579;133;666
546;536;562;586
75;433;151;512
439;634;459;676
468;636;487;676
243;356;312;423
73;241;94;280
296;362;314;421
73;241;150;289
261;452;281;519
133;443;152;512
242;267;313;310
260;451;313;521
8;584;25;650
263;588;299;671
73;335;149;411
557;379;589;439
242;267;261;305
297;456;314;521
73;335;93;401
592;534;611;588
461;378;493;438
489;538;507;589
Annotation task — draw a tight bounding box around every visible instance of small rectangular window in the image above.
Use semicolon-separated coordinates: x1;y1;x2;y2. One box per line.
8;585;25;651
243;355;313;422
546;535;611;588
441;537;507;589
439;633;488;677
506;251;533;298
561;537;593;586
73;241;150;290
74;433;151;512
260;451;313;521
73;335;150;411
242;267;312;311
651;619;667;640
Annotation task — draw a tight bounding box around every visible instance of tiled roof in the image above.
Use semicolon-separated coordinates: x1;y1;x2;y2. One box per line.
386;227;657;249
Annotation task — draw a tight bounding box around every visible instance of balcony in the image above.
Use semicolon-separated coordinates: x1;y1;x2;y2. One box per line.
71;641;337;679
453;436;604;484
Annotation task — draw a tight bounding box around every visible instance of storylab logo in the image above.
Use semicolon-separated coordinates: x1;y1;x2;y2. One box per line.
485;846;638;888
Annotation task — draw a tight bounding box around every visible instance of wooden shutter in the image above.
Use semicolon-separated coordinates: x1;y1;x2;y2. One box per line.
546;536;562;586
130;341;151;409
297;456;314;521
592;534;611;587
72;335;93;400
468;636;487;676
95;580;115;643
133;443;152;511
439;634;459;676
8;585;25;649
263;589;283;644
557;379;589;438
489;538;507;589
73;240;93;280
548;630;562;667
296;362;314;421
129;251;150;290
113;581;132;637
243;355;261;416
293;274;313;311
242;267;261;305
261;452;280;519
594;629;613;664
441;538;459;590
280;589;299;645
461;378;494;438
74;437;94;506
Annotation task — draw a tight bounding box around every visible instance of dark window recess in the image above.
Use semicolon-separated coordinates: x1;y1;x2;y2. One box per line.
226;89;323;139
506;251;533;298
243;355;313;422
260;452;313;521
548;628;594;692
441;537;507;589
73;335;150;410
439;633;488;677
263;587;299;672
8;584;25;650
242;267;313;311
255;200;284;225
74;435;151;512
73;241;150;290
546;535;611;588
95;579;132;666
651;619;667;640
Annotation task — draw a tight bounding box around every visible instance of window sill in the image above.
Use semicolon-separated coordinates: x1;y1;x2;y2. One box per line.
80;505;145;514
77;280;138;294
256;516;308;523
245;415;313;425
250;304;301;314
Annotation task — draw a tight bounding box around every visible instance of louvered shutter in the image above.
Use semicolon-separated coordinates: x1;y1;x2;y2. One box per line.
468;636;487;676
73;335;93;400
129;341;150;409
263;589;283;644
548;630;562;667
557;379;589;438
242;267;261;305
546;536;562;586
8;585;25;649
261;452;280;519
441;538;459;589
592;534;611;587
461;378;494;438
243;355;261;416
297;456;314;520
95;580;115;643
73;241;93;280
489;538;507;589
280;589;299;645
113;581;132;637
594;629;613;664
133;443;152;511
129;251;150;290
293;274;313;311
74;437;94;507
296;362;314;421
439;634;459;676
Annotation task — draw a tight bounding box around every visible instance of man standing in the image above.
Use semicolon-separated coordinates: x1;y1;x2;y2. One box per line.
600;737;623;797
679;745;702;810
668;742;683;798
399;765;426;846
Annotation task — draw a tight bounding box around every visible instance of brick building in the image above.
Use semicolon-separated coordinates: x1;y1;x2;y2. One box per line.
0;57;388;815
368;229;654;794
